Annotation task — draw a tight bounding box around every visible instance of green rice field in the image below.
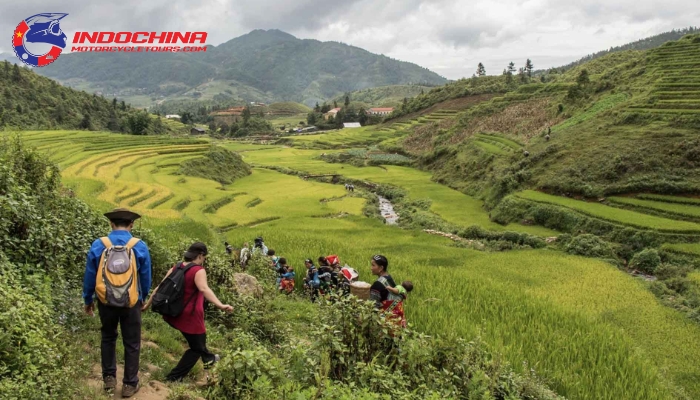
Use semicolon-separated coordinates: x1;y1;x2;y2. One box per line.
10;130;700;400
608;196;700;218
516;190;700;232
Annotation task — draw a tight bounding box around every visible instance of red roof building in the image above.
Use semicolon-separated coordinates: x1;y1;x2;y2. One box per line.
367;107;394;116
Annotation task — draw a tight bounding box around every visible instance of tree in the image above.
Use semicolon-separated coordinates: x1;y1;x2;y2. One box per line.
107;110;119;131
420;89;424;95
333;100;338;109
12;64;21;82
576;69;590;86
518;67;527;83
180;111;193;125
507;62;516;75
476;63;486;76
334;110;344;129
320;103;331;113
314;102;320;112
525;59;534;77
127;112;150;135
120;101;126;111
344;94;350;107
402;97;408;112
150;116;166;135
307;112;317;125
358;107;368;126
112;98;117;109
4;61;9;78
80;113;93;130
242;106;251;125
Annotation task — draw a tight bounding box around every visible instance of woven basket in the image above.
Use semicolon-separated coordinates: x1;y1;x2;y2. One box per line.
350;281;371;300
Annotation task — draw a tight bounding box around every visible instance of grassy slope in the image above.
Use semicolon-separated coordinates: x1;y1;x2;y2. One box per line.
405;34;700;211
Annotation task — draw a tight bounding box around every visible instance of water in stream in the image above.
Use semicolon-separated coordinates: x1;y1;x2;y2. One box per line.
378;195;399;225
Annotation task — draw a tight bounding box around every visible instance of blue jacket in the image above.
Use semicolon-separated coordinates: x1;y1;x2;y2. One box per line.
83;230;152;306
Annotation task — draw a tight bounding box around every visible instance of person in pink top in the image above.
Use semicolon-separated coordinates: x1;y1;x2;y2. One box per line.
143;242;233;382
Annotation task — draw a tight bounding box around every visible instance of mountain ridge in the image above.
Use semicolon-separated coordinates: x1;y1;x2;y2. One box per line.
33;29;447;108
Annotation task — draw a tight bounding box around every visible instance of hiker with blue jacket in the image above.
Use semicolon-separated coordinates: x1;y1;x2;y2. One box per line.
82;208;152;398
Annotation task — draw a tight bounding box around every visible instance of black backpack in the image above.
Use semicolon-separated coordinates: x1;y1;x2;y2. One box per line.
151;262;198;317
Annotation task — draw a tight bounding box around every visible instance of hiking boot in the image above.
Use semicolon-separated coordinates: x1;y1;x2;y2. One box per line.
121;384;139;398
203;354;220;370
103;376;116;391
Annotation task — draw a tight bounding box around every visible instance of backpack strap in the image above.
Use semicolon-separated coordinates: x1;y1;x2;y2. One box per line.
125;237;140;251
100;237;113;249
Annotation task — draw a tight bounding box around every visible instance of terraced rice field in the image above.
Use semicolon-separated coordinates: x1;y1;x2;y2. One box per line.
11;130;700;399
516;190;700;232
608;196;700;219
630;37;700;114
473;133;523;155
285;110;459;148
638;194;700;205
662;242;700;256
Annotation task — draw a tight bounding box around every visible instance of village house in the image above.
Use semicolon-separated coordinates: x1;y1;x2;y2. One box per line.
190;127;206;135
324;107;341;120
367;107;394;116
165;114;181;120
343;122;361;128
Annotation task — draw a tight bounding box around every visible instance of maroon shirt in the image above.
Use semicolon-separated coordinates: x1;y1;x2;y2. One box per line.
163;264;205;334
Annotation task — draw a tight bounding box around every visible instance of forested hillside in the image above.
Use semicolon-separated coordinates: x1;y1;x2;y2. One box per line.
0;61;184;133
36;29;447;108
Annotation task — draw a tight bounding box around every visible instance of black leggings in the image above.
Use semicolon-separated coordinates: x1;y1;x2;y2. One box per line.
166;331;216;381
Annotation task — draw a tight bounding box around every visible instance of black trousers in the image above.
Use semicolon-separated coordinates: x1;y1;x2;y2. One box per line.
166;331;216;382
97;302;142;386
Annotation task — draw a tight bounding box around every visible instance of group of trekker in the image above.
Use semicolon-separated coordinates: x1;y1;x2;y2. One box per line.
250;240;415;330
82;207;413;397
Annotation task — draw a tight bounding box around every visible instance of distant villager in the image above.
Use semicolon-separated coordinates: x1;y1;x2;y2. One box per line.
523;151;530;157
545;134;550;141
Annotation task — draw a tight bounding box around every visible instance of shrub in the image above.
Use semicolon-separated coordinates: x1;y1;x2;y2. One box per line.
565;234;614;258
629;249;661;274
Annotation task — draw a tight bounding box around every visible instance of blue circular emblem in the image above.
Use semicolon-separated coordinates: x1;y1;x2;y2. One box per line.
12;13;68;68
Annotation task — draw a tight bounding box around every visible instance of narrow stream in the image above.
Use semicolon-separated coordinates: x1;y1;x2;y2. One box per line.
378;195;399;225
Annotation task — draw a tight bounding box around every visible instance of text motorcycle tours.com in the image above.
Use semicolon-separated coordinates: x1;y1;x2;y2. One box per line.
70;31;209;53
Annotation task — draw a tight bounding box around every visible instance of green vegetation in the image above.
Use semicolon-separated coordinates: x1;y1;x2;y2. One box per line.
515;190;700;232
552;27;700;73
178;146;251;184
0;62;184;133
662;242;700;256
638;193;700;205
608;196;700;218
10;129;700;398
332;85;435;108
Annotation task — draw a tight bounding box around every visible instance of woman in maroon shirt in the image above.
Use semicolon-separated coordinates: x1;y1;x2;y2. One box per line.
143;243;233;382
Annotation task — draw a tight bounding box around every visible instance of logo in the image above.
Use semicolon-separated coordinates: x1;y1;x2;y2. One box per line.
12;13;68;67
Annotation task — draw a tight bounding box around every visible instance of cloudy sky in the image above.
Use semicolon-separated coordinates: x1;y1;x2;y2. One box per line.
1;0;698;79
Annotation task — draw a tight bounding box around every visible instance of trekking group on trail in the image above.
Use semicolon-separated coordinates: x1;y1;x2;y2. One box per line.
83;208;412;397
